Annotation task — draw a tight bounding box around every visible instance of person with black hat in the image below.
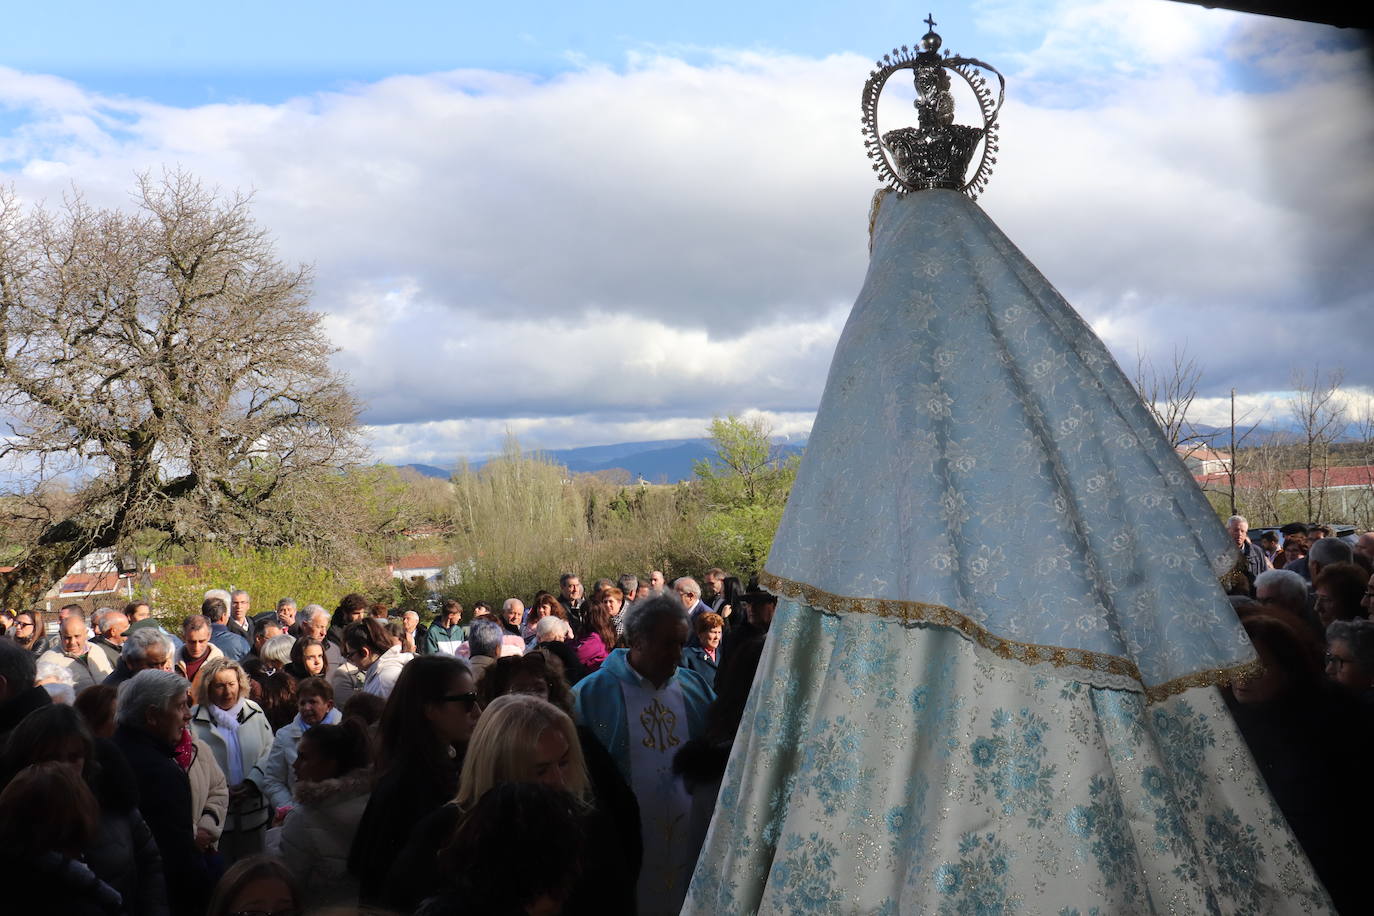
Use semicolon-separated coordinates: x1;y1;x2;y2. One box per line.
719;579;775;669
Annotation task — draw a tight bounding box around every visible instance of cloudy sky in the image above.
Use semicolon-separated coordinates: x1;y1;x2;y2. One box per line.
2;1;1370;465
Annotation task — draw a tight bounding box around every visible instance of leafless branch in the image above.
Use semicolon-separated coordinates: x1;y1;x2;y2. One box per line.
0;172;362;604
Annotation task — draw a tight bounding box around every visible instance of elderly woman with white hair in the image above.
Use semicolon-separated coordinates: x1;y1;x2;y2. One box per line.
189;656;274;863
113;669;213;914
533;614;584;684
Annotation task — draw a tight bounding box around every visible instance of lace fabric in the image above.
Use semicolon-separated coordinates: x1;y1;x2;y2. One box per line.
679;188;1332;912
683;604;1333;914
767;189;1251;696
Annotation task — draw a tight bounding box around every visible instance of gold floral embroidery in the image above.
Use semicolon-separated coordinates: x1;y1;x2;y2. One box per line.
640;697;681;751
759;570;1260;704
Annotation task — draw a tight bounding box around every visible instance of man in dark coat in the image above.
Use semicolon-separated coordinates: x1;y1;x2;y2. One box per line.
104;625;177;686
112;669;211;916
89;608;130;670
558;572;586;635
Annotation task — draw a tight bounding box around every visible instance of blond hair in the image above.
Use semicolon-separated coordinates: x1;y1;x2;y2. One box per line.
193;656;250;707
456;694;590;809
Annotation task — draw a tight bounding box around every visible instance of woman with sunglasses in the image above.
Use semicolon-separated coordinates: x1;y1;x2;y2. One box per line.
342;618;413;701
347;654;481;908
10;609;45;655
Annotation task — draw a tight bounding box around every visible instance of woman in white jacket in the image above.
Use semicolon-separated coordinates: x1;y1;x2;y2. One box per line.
342;619;414;700
278;716;373;908
250;676;341;811
189;657;274;864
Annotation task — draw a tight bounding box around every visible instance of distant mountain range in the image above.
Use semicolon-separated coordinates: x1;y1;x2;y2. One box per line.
1188;423;1286;447
395;420;1359;485
400;436;808;484
1185;422;1370;447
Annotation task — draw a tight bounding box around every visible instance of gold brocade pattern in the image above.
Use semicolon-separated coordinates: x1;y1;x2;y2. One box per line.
639;698;681;752
759;569;1261;704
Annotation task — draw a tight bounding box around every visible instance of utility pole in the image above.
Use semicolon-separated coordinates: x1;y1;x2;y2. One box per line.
1229;388;1237;516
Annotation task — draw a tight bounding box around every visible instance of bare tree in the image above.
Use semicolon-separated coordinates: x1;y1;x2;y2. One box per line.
1220;388;1265;517
1133;345;1205;454
1350;393;1374;529
0;171;361;604
1239;435;1291;526
1288;366;1347;522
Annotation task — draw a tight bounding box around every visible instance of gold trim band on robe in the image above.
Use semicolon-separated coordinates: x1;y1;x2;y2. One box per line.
758;569;1262;704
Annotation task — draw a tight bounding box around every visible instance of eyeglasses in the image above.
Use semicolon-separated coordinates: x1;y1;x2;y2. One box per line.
15;622;33;630
441;692;481;709
1325;653;1352;670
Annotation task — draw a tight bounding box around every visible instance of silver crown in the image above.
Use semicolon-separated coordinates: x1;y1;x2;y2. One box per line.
861;15;1005;198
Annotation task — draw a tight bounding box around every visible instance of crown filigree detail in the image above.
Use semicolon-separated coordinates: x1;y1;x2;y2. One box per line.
861;16;1005;199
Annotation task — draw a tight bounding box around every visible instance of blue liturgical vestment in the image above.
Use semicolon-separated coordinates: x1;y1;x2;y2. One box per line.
575;648;715;915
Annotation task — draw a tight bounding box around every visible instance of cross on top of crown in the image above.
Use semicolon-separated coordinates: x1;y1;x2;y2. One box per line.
859;14;1007;198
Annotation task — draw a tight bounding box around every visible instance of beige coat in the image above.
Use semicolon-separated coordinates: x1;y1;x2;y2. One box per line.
187;735;229;843
35;647;113;692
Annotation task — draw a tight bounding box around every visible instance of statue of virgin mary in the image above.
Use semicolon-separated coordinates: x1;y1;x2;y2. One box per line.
682;22;1334;915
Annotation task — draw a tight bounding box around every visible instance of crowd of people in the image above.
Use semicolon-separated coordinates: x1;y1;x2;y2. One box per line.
0;567;777;915
2;522;1373;914
1220;518;1374;914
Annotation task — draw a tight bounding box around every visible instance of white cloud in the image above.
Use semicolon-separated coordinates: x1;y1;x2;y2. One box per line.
0;5;1370;463
363;409;818;467
1188;384;1374;434
334;295;848;428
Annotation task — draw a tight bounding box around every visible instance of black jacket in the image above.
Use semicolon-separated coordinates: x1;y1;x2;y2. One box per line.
719;619;767;670
349;751;462;907
383;724;639;915
103;659;136;687
0;684;51;746
536;640;586;685
90;636;123;671
112;725;210;916
1227;684;1374;915
88;739;170;916
0;852;124;915
559;598;586;636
